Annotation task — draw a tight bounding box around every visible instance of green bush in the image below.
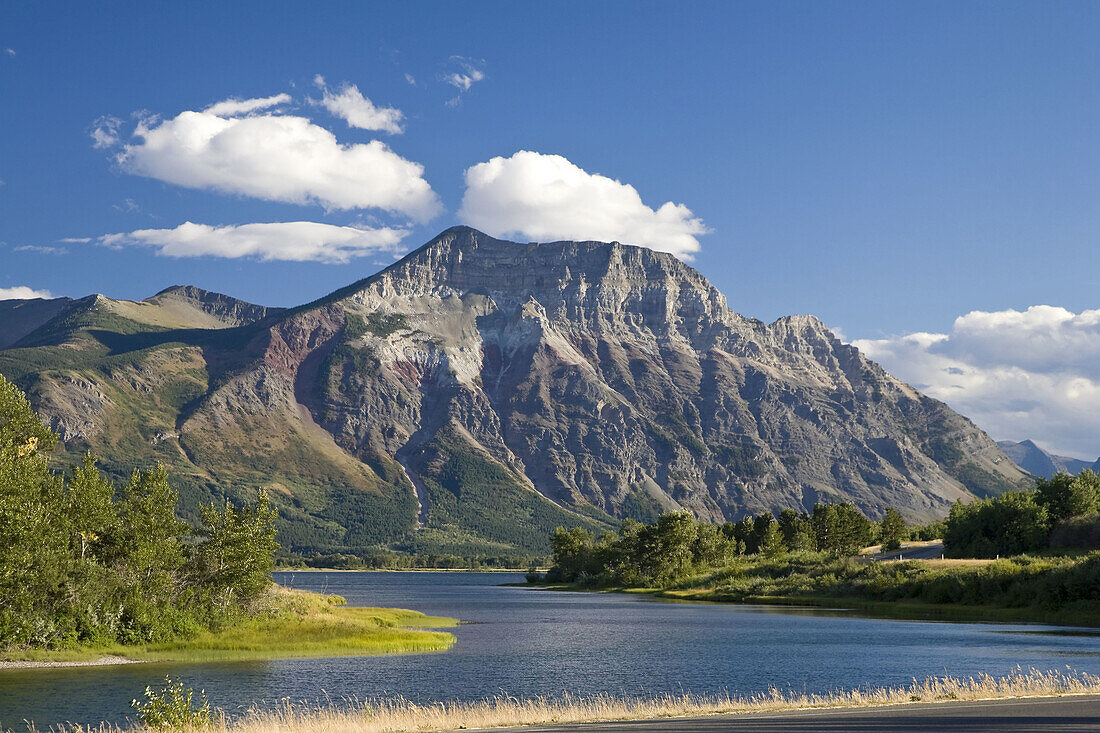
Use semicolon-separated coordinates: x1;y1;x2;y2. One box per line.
1048;514;1100;550
132;677;213;729
944;491;1051;558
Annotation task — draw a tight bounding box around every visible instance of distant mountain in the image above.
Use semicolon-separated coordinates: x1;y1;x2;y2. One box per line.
996;439;1097;479
0;285;282;350
0;296;75;348
0;227;1031;556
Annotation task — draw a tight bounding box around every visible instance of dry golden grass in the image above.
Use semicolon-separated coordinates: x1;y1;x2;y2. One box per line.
92;667;1100;733
917;558;996;568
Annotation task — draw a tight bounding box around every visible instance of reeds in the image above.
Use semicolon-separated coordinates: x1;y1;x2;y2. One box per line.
73;666;1100;733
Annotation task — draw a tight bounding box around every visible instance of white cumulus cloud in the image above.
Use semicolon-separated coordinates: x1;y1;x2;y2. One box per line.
313;76;404;134
0;286;53;300
107;95;440;220
95;221;408;264
854;305;1100;460
459;150;708;259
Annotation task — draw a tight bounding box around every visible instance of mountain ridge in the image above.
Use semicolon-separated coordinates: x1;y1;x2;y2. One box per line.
996;439;1097;478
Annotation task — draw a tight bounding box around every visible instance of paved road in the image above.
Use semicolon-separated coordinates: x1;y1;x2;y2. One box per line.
508;695;1100;732
873;540;944;561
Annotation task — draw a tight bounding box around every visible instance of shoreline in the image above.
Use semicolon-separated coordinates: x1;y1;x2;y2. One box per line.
275;567;539;573
520;583;1100;628
0;655;143;670
0;588;458;670
98;668;1098;733
502;695;1100;732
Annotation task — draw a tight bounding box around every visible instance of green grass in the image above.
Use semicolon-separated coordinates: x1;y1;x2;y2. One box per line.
654;591;1100;627
0;587;457;664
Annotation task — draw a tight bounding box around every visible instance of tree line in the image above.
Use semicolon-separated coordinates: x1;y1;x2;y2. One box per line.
546;470;1100;586
0;376;278;649
546;501;908;585
944;471;1100;558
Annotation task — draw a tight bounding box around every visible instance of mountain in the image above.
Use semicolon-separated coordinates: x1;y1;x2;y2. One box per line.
0;296;76;348
0;227;1030;556
996;440;1096;478
0;285;282;349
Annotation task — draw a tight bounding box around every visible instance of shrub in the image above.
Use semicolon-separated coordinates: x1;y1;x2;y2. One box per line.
1036;471;1100;522
131;677;213;729
1049;514;1100;550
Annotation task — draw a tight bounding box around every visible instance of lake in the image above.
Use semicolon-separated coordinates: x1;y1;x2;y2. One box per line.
2;571;1098;728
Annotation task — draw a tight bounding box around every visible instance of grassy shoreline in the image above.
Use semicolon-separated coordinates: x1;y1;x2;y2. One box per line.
533;549;1100;628
654;589;1100;627
526;583;1100;627
95;668;1100;732
0;587;457;668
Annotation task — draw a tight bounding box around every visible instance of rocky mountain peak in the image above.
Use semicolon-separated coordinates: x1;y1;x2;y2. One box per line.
327;227;743;350
997;439;1095;478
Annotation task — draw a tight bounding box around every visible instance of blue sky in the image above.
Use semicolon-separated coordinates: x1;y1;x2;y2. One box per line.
2;1;1100;455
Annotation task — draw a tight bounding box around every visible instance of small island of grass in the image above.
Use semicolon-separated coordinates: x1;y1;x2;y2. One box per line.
0;586;456;667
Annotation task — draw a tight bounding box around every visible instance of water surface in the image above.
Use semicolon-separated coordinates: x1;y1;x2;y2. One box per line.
1;571;1097;728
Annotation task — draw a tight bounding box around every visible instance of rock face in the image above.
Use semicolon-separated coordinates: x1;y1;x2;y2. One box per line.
0;227;1030;554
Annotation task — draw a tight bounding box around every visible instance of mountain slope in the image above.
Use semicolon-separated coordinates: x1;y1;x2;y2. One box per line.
0;227;1031;555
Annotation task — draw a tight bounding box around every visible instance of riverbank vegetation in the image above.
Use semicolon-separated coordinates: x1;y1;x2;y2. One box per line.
0;375;456;663
541;496;1100;624
945;470;1100;557
124;667;1100;732
0;374;278;650
279;551;545;571
3;586;456;665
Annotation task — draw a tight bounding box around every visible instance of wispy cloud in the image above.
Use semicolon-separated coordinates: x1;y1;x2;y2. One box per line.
13;245;67;255
441;56;485;106
204;93;290;117
92;221;409;264
90;115;123;149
